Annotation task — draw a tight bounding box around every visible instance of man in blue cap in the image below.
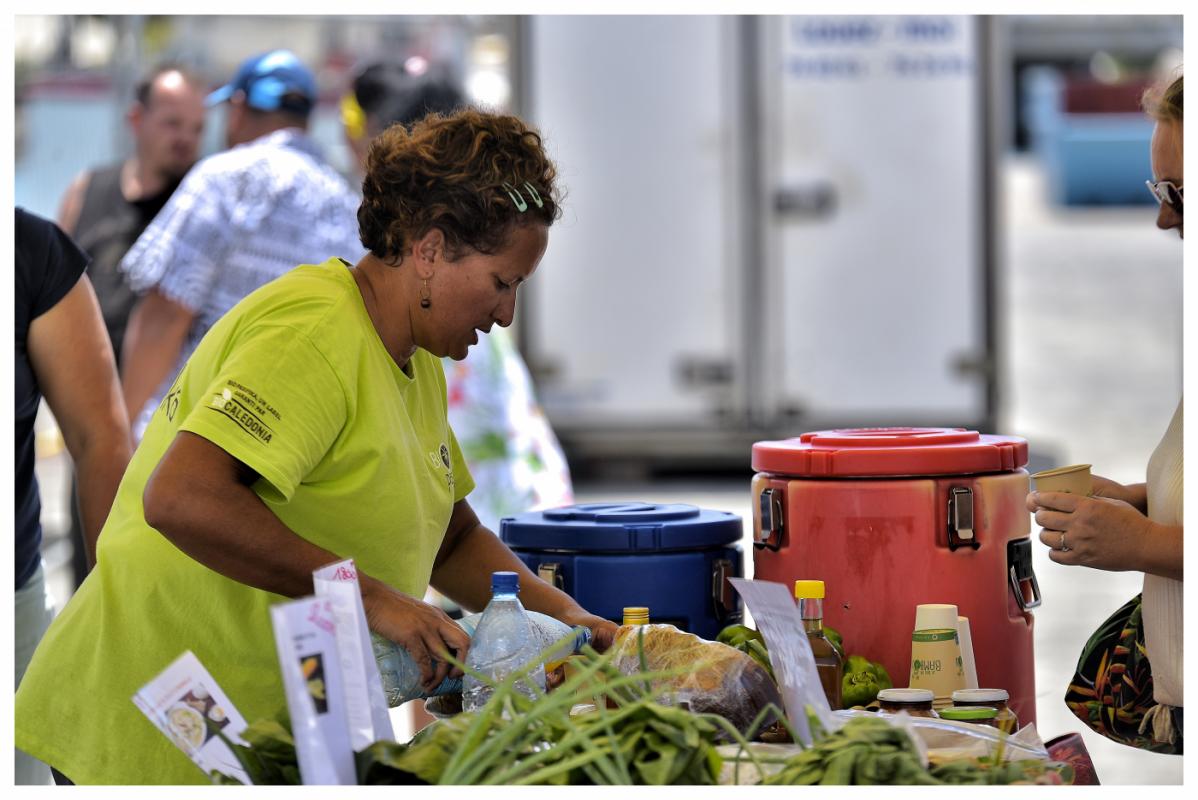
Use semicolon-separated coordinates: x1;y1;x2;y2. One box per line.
118;49;365;440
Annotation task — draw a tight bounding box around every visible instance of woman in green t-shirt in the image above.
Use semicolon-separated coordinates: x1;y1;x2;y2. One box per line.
16;108;617;785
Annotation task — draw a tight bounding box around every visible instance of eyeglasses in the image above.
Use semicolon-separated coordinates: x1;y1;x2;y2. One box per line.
1145;179;1184;213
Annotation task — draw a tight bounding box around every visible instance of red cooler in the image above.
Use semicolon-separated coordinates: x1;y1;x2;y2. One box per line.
751;428;1040;725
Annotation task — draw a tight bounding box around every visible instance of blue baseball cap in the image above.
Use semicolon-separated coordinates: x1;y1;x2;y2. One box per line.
206;49;317;116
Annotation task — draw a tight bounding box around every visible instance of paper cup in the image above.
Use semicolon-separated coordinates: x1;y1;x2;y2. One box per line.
913;603;959;631
957;616;979;690
1031;463;1092;496
910;604;965;702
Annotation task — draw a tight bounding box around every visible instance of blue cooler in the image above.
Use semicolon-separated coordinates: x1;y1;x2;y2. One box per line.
499;502;744;640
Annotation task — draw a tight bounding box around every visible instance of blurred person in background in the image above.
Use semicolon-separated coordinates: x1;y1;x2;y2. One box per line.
14;208;133;784
342;59;573;533
56;63;205;589
1028;73;1183;753
118;49;364;441
15;108;616;785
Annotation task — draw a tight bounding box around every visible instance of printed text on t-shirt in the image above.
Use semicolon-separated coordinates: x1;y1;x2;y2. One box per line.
207;385;276;444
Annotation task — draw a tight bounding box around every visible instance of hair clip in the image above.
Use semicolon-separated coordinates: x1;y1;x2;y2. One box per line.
522;182;545;209
502;182;528;212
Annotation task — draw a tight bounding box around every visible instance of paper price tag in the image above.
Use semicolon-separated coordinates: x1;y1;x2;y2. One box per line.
271;597;356;784
313;559;395;749
729;578;838;745
132;651;252;784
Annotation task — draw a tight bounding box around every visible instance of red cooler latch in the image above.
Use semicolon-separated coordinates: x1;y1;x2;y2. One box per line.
1007;539;1042;611
756;488;784;551
947;487;980;551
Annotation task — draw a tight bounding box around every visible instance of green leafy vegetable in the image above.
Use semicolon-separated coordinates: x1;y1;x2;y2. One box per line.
841;654;893;708
762;714;1073;785
715;624;774;680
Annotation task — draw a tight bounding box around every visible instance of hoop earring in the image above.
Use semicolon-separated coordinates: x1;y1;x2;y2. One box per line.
420;279;432;310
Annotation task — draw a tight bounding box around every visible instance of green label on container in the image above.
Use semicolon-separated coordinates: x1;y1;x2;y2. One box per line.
911;629;959;643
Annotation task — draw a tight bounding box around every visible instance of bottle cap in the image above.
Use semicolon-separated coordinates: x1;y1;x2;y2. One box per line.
913;603;958;631
877;688;935;704
938;705;998;721
952;688;1009;703
794;580;825;599
491;571;519;594
622;606;649;625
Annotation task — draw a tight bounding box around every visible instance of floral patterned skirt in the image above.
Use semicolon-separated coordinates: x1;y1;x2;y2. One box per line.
1065;594;1182;755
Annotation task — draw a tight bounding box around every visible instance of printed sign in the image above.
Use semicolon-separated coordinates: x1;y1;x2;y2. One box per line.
132;651;251;784
271;597;356;784
313;558;395;749
729;578;838;745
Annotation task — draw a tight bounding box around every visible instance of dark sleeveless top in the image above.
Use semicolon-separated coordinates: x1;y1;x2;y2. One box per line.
71;163;183;364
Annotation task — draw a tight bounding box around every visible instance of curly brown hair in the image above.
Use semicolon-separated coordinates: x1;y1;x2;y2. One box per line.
358;107;562;263
1143;73;1183;124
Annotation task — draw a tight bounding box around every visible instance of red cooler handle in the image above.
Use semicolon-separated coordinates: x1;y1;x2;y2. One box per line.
1008;539;1042;611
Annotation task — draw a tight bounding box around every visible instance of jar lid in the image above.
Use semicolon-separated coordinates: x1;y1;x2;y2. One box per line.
877;688;935;703
952;688;1009;703
794;580;825;599
938;705;998;721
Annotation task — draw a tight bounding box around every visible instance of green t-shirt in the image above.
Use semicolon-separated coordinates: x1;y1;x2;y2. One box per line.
15;258;474;785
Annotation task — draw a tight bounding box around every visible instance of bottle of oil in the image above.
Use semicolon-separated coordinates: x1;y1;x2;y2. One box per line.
794;580;843;709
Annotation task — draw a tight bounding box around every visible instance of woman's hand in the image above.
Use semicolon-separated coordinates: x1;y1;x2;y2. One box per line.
361;578;472;693
1028;490;1153;572
556;608;619;653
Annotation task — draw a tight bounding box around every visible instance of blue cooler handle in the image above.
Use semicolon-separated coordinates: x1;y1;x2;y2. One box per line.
538;562;565;591
712;558;738;622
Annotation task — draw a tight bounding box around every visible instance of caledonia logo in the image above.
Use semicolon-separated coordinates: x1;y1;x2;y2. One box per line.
209;388;274;444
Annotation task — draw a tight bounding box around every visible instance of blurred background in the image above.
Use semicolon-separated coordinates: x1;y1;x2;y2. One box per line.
15;14;1183;783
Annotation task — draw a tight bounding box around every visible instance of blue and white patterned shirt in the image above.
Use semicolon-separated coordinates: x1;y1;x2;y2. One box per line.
121;127;366;437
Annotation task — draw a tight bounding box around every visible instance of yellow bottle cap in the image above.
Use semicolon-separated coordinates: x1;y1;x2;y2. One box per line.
622;607;649;625
793;580;825;599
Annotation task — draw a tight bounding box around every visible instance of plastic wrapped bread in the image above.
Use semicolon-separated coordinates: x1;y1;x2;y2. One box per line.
607;623;784;736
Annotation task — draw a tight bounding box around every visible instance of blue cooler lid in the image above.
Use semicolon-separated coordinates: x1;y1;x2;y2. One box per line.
500;502;742;553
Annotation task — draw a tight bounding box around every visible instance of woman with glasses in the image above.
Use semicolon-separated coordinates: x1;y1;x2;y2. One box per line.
1028;74;1183;754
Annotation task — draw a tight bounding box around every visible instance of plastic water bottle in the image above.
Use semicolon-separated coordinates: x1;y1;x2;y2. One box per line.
371;633;462;707
462;571;547;712
372;605;588;708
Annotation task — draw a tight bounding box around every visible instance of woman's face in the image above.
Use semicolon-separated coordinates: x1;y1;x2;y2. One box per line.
1150;120;1183;239
418;223;549;360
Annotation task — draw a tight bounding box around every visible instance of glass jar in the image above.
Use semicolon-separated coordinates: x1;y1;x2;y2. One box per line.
877;688;938;718
937;705;999;727
951;688;1018;733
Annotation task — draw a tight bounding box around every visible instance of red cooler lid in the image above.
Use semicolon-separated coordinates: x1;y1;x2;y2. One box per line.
751;427;1028;477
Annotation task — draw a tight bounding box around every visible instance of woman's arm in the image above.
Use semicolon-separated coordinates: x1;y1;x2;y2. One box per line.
430;500;619;650
28;274;133;568
143;431;470;690
121;289;195;425
1031;490;1182;581
1091;474;1148;515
